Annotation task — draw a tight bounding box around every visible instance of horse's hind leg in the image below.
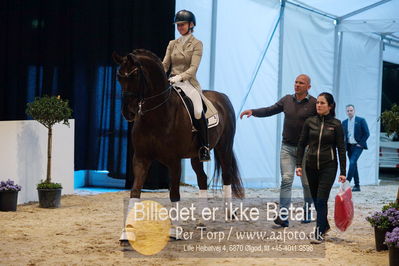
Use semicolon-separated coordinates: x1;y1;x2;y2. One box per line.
120;156;151;245
213;143;232;192
214;144;235;220
191;158;208;228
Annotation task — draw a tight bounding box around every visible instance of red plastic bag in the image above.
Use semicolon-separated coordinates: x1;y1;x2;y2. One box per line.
334;181;354;232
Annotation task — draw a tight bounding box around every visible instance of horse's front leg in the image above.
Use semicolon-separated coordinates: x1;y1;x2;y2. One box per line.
191;158;208;229
167;159;183;239
120;156;151;245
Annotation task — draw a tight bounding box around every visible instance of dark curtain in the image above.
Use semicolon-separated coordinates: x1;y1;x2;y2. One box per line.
382;61;399;112
0;0;175;188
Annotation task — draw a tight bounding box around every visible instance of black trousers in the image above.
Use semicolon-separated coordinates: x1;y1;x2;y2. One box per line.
306;161;337;235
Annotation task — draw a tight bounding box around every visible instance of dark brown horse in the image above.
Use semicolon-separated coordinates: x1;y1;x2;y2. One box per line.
113;49;244;240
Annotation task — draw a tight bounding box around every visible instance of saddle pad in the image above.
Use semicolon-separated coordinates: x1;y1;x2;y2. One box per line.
172;86;219;131
201;93;218;119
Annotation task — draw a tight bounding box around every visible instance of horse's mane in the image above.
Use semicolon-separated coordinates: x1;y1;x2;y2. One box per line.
132;49;164;71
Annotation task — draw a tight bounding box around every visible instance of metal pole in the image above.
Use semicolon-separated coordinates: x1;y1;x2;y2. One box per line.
209;0;218;91
334;30;344;112
286;0;336;20
275;0;286;187
207;0;219;178
339;0;392;20
236;2;285;118
376;37;384;185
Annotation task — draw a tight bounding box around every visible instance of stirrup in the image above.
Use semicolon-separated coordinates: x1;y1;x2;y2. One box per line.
199;146;210;162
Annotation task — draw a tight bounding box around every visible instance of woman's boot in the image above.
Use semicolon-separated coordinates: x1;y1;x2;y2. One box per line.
197;112;210;162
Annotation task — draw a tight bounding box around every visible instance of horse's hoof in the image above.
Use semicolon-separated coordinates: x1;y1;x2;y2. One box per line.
169;226;182;240
169;235;181;240
169;233;182;240
119;240;130;247
225;210;238;221
196;223;206;230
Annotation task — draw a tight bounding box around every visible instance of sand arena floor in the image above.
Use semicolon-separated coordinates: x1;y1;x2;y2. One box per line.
1;182;398;265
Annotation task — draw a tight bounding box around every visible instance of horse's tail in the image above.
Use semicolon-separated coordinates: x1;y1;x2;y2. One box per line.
230;151;245;199
212;92;245;199
213;149;244;199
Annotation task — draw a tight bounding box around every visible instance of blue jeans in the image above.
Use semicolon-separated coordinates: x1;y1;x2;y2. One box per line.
346;144;363;187
279;143;313;212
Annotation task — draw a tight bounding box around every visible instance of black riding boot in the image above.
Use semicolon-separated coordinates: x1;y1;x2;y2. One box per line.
197;112;210;162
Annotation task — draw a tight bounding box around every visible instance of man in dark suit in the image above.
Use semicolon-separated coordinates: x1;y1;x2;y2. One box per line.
342;104;370;191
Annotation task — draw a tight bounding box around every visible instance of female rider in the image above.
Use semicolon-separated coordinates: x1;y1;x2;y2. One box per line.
162;10;210;162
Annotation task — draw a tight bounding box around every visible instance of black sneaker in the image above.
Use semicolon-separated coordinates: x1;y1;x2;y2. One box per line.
310;235;324;244
352;186;360;192
273;216;289;227
324;224;331;236
199;146;211;162
310;228;325;244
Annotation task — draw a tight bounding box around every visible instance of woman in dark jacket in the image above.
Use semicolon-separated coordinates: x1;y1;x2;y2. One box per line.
296;92;346;244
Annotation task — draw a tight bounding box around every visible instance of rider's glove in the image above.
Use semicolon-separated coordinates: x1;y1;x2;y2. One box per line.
168;75;182;84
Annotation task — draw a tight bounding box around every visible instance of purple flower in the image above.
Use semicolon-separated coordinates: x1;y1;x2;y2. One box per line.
0;179;21;192
366;208;399;229
385;227;399;248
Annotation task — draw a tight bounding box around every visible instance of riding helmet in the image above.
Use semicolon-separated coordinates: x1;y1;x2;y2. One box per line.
174;10;196;26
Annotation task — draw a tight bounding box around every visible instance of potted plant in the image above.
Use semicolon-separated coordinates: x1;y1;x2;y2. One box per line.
0;179;22;211
382;201;399;211
26;95;72;208
380;103;399;138
366;208;399;251
385;227;399;266
380;104;399;203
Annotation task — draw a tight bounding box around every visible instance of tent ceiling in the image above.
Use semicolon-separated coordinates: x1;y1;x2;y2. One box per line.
289;0;399;43
291;0;389;18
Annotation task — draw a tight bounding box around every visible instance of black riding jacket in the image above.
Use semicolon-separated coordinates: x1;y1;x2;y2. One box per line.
297;114;346;176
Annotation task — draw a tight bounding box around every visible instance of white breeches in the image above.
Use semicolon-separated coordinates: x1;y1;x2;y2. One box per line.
175;81;203;119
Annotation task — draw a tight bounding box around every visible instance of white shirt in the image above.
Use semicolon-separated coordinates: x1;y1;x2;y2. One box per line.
348;116;357;144
178;34;191;45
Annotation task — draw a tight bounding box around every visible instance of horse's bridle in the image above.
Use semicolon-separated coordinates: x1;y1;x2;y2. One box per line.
117;53;172;116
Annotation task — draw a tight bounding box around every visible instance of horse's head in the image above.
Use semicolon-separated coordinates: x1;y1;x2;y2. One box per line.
112;50;168;121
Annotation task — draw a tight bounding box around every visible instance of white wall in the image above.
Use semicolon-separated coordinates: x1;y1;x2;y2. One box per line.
336;32;381;185
176;0;386;188
216;0;281;188
178;0;281;187
0;120;74;204
383;44;399;65
283;4;336;187
282;5;335;96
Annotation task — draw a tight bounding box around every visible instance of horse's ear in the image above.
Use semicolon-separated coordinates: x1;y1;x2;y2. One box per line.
112;51;123;65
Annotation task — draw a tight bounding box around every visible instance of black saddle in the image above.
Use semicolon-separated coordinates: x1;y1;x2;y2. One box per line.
174;87;207;131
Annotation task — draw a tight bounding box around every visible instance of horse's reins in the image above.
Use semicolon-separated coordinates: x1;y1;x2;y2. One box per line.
137;85;172;115
118;55;172;116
